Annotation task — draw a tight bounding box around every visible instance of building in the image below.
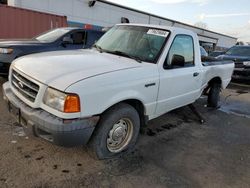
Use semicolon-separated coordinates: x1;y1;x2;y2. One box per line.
7;0;237;51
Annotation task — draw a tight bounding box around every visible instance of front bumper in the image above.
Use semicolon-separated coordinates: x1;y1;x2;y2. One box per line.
3;82;100;146
232;68;250;83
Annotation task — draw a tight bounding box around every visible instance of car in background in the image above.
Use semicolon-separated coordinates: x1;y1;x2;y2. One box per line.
0;27;104;76
200;46;217;62
217;45;250;83
209;51;225;57
200;46;208;57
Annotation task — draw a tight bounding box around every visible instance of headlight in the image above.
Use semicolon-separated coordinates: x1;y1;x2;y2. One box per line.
0;48;13;54
43;87;80;113
243;61;250;66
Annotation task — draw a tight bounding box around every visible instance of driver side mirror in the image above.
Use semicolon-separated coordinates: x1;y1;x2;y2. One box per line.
171;54;185;68
62;36;73;46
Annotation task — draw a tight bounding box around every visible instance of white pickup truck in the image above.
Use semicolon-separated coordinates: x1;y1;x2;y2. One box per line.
3;24;234;159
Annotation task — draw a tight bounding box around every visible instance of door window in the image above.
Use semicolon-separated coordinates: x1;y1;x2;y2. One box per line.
164;35;194;68
65;32;86;45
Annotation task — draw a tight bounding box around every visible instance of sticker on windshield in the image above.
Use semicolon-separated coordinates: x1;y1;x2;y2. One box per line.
147;29;169;37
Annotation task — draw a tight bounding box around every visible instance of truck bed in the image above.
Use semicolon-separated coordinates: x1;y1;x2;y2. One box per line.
201;58;234;89
202;60;234;66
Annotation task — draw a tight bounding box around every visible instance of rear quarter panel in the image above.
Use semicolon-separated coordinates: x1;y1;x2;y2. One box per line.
201;62;234;89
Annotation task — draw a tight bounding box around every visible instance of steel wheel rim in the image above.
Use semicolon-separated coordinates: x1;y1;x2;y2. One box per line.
107;118;134;153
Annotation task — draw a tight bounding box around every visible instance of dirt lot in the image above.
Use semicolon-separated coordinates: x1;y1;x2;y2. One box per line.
0;77;250;188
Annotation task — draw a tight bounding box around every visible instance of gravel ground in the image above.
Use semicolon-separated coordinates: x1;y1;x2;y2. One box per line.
0;77;250;188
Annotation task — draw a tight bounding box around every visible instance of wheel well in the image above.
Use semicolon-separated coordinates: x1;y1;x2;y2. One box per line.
208;77;222;86
122;99;148;127
203;77;222;95
103;99;147;127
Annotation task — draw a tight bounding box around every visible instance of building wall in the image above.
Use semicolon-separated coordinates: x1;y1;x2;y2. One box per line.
0;4;67;39
8;0;237;49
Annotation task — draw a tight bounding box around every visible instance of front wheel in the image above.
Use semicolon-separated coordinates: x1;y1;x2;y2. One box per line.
88;103;140;159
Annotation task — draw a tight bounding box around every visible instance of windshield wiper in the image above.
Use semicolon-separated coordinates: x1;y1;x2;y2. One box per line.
109;50;142;63
93;44;104;53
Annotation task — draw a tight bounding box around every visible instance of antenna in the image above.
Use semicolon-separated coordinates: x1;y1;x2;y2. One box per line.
88;0;96;7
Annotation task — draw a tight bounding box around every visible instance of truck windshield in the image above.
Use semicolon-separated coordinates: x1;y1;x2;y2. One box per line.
35;28;70;43
95;25;169;63
226;46;250;56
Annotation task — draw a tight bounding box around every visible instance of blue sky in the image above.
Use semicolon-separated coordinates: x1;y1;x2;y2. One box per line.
107;0;250;42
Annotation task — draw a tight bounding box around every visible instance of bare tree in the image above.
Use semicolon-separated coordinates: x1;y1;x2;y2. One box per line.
194;22;208;29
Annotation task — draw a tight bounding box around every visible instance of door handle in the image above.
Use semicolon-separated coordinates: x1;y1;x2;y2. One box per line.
193;72;199;77
145;83;156;88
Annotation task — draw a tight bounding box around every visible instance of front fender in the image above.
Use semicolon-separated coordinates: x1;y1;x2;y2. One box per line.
66;77;159;118
65;63;159;118
99;90;147;114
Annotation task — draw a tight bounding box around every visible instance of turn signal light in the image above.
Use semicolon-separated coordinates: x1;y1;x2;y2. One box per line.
64;94;81;113
0;48;13;54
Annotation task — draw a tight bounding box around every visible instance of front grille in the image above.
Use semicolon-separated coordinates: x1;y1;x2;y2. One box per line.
11;70;39;102
234;62;244;68
234;70;250;77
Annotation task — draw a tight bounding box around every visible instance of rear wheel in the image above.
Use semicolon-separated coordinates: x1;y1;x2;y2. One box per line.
207;83;221;108
88;103;140;159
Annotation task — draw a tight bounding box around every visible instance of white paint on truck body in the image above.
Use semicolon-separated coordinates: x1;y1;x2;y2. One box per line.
9;24;234;121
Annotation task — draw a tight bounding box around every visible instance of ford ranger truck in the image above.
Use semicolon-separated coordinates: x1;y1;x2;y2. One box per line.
3;24;234;159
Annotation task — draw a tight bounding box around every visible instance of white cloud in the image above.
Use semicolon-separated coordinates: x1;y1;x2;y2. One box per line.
198;13;206;20
150;0;187;3
107;0;128;5
215;23;250;42
206;13;250;18
199;13;250;20
195;0;209;6
150;0;209;5
108;0;210;5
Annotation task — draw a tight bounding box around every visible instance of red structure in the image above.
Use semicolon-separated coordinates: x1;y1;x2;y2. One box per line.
0;5;67;39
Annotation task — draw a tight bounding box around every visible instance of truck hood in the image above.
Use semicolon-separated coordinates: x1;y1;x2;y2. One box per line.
217;54;250;62
13;49;141;90
0;39;44;47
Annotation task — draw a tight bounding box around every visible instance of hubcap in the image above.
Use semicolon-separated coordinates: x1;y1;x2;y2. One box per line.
107;118;134;153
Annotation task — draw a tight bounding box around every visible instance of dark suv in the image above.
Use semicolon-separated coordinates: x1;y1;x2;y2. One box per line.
0;27;104;76
217;45;250;83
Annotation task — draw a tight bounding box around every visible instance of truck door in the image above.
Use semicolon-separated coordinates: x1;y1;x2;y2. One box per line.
156;34;202;115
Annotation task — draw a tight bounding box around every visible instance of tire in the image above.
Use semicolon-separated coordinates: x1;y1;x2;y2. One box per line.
88;103;140;159
207;83;221;108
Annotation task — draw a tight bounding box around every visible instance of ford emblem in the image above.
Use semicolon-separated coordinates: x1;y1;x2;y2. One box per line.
18;81;24;89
